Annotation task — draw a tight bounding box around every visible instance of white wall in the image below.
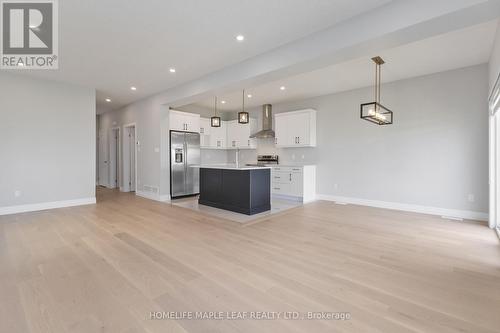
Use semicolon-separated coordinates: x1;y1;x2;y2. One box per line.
98;98;167;200
240;65;489;217
489;20;500;94
0;73;96;213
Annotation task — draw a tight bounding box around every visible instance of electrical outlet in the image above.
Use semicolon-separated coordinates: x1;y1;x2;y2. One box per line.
14;190;21;197
467;194;475;202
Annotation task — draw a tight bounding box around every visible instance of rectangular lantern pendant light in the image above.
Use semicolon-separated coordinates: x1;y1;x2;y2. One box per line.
238;89;249;124
211;96;221;127
360;56;393;125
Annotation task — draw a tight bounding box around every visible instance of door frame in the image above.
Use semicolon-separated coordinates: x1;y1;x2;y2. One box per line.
123;123;138;193
488;74;499;231
109;127;121;189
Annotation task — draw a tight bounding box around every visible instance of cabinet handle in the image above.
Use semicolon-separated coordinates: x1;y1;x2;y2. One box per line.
273;187;280;190
248;139;250;146
298;136;300;144
289;173;292;181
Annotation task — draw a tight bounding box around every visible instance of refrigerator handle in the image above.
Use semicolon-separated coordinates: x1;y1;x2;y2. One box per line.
184;137;189;193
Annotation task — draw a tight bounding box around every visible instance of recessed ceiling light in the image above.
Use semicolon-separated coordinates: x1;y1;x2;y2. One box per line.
221;100;226;104
130;86;137;91
247;94;252;98
236;35;245;42
105;98;111;102
169;68;176;73
280;86;286;91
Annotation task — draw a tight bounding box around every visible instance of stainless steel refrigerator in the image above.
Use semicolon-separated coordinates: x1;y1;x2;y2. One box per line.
170;131;200;198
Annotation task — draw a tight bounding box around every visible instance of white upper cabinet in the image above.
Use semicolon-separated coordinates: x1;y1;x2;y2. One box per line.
209;120;227;149
274;109;316;148
169;110;200;133
226;119;257;149
199;118;211;148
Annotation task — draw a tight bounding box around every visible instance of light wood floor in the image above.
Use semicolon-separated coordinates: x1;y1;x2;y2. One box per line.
1;188;499;333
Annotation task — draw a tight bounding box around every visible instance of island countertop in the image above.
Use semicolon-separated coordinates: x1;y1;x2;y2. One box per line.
196;164;272;170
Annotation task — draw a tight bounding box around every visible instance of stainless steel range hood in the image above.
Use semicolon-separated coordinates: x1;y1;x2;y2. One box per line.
250;104;275;138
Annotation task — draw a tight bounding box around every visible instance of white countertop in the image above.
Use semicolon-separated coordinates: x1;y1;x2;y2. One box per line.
270;164;315;167
244;163;315;168
196;164;272;170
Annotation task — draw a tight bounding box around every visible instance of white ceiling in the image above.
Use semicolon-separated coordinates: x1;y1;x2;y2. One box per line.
1;0;393;113
186;20;498;113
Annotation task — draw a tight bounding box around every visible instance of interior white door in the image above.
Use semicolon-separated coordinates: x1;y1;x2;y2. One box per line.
129;127;136;192
109;129;119;188
98;129;108;186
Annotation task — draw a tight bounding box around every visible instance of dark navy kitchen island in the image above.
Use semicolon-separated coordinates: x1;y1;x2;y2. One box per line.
198;166;271;215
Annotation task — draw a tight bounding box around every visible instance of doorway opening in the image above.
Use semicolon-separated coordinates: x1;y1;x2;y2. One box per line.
109;127;120;189
123;124;137;192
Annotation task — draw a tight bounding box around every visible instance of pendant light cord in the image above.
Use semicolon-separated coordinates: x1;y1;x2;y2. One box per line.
378;62;381;105
242;89;245;112
214;96;217;116
374;61;382;109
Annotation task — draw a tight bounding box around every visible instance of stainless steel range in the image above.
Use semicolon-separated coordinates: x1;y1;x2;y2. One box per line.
246;155;279;167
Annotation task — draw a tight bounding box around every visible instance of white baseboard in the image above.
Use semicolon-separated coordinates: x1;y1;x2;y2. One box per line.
136;191;159;201
0;197;96;216
316;194;488;222
159;194;171;202
136;191;171;202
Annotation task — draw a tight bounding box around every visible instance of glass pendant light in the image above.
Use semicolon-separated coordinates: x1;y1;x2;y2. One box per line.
211;96;221;127
360;56;393;125
238;89;249;124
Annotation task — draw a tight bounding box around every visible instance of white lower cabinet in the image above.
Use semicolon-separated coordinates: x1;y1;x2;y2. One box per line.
271;165;316;202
